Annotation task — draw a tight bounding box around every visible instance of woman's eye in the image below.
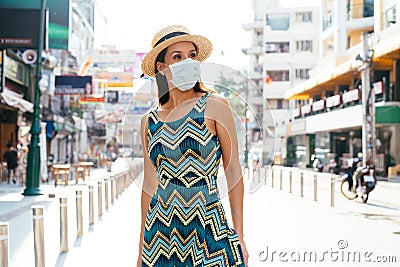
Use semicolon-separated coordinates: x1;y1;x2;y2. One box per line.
190;53;197;58
173;54;182;60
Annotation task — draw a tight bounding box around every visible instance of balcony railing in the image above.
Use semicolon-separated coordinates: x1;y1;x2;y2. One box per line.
293;80;393;120
323;12;334;31
382;5;397;29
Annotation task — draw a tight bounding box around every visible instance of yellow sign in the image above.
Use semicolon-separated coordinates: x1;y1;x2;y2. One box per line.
97;72;133;87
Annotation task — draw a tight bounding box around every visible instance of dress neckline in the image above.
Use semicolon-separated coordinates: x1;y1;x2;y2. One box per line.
155;92;209;123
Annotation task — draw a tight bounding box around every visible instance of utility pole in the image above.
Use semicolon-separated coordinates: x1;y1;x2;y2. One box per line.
360;32;376;167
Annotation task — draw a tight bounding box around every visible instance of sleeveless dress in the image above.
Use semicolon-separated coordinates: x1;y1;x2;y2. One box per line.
143;92;245;267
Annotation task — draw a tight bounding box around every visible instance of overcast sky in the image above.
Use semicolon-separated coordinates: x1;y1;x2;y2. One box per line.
95;0;320;70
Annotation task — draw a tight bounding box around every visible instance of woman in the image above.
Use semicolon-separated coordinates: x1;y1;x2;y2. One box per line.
137;25;248;267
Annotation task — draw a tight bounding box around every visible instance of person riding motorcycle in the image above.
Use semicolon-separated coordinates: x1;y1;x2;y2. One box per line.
352;160;377;203
345;157;360;191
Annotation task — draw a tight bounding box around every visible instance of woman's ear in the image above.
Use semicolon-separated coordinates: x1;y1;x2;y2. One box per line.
156;62;166;73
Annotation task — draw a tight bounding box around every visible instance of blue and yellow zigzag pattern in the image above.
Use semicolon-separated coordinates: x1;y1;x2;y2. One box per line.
144;92;244;266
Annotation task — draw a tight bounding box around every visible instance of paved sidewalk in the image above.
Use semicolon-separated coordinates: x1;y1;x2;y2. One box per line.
1;158;142;267
2;162;399;267
18;168;400;267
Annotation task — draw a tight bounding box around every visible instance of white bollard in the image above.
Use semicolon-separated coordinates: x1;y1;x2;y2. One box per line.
104;177;109;210
0;222;9;267
32;205;45;267
314;174;318;202
59;197;68;253
98;180;103;217
88;185;94;225
76;190;83;237
330;176;335;207
300;173;304;197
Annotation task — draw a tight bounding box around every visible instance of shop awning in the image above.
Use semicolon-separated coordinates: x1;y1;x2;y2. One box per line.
285;24;400;100
0;89;33;113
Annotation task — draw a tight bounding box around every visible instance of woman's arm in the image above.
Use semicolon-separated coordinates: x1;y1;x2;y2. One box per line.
212;96;244;236
209;94;249;265
136;114;158;266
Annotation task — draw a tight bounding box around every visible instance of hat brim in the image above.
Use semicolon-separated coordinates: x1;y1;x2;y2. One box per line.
141;34;212;77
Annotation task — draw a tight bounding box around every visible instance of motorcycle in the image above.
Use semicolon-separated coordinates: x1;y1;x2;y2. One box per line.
340;165;376;203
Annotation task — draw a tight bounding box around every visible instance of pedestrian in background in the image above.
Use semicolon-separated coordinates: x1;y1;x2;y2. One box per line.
136;25;248;267
3;142;19;184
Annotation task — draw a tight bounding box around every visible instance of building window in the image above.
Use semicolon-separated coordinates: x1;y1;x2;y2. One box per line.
267;70;289;82
295;69;310;80
296;11;313;23
363;0;374;18
265;42;290;53
277;99;283;109
269;99;288;109
383;5;396;29
266;13;290;30
296;40;313;52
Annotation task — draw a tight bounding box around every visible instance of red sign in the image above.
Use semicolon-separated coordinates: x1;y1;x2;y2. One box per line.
79;97;105;104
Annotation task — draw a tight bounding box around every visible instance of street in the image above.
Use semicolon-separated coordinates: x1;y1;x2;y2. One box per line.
2;164;399;266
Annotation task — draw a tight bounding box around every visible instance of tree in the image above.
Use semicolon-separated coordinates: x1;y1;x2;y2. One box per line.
213;71;246;116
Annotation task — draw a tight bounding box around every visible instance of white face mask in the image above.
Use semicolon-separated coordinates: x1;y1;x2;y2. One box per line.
168;58;201;91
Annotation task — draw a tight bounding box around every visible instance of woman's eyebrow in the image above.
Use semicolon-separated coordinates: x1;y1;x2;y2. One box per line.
169;49;196;56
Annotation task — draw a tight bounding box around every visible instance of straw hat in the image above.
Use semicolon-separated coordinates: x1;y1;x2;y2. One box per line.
141;25;212;77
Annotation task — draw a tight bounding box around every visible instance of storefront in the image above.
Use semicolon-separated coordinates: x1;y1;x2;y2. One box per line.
0;50;33;157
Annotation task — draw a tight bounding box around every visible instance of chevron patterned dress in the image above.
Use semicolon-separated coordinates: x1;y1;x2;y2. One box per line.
143;92;244;267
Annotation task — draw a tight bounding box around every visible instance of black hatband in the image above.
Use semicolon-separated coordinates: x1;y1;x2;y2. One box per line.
153;31;188;47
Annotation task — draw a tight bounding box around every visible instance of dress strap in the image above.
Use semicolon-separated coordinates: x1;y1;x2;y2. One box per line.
148;108;159;124
195;91;212;112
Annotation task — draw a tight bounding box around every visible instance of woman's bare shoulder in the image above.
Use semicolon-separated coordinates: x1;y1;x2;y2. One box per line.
207;92;230;107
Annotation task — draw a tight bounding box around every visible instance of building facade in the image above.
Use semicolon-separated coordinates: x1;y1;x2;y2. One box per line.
284;0;400;175
243;0;320;165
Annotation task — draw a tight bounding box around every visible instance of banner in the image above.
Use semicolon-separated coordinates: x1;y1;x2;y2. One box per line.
0;9;41;49
93;49;136;68
55;75;92;95
0;0;70;49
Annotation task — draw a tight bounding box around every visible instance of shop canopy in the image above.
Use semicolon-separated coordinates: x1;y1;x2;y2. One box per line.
285;24;400;100
0;88;33;113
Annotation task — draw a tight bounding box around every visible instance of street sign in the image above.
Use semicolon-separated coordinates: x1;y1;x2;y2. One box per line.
55;75;92;95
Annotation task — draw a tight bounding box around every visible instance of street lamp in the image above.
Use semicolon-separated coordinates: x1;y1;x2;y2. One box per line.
23;0;47;196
